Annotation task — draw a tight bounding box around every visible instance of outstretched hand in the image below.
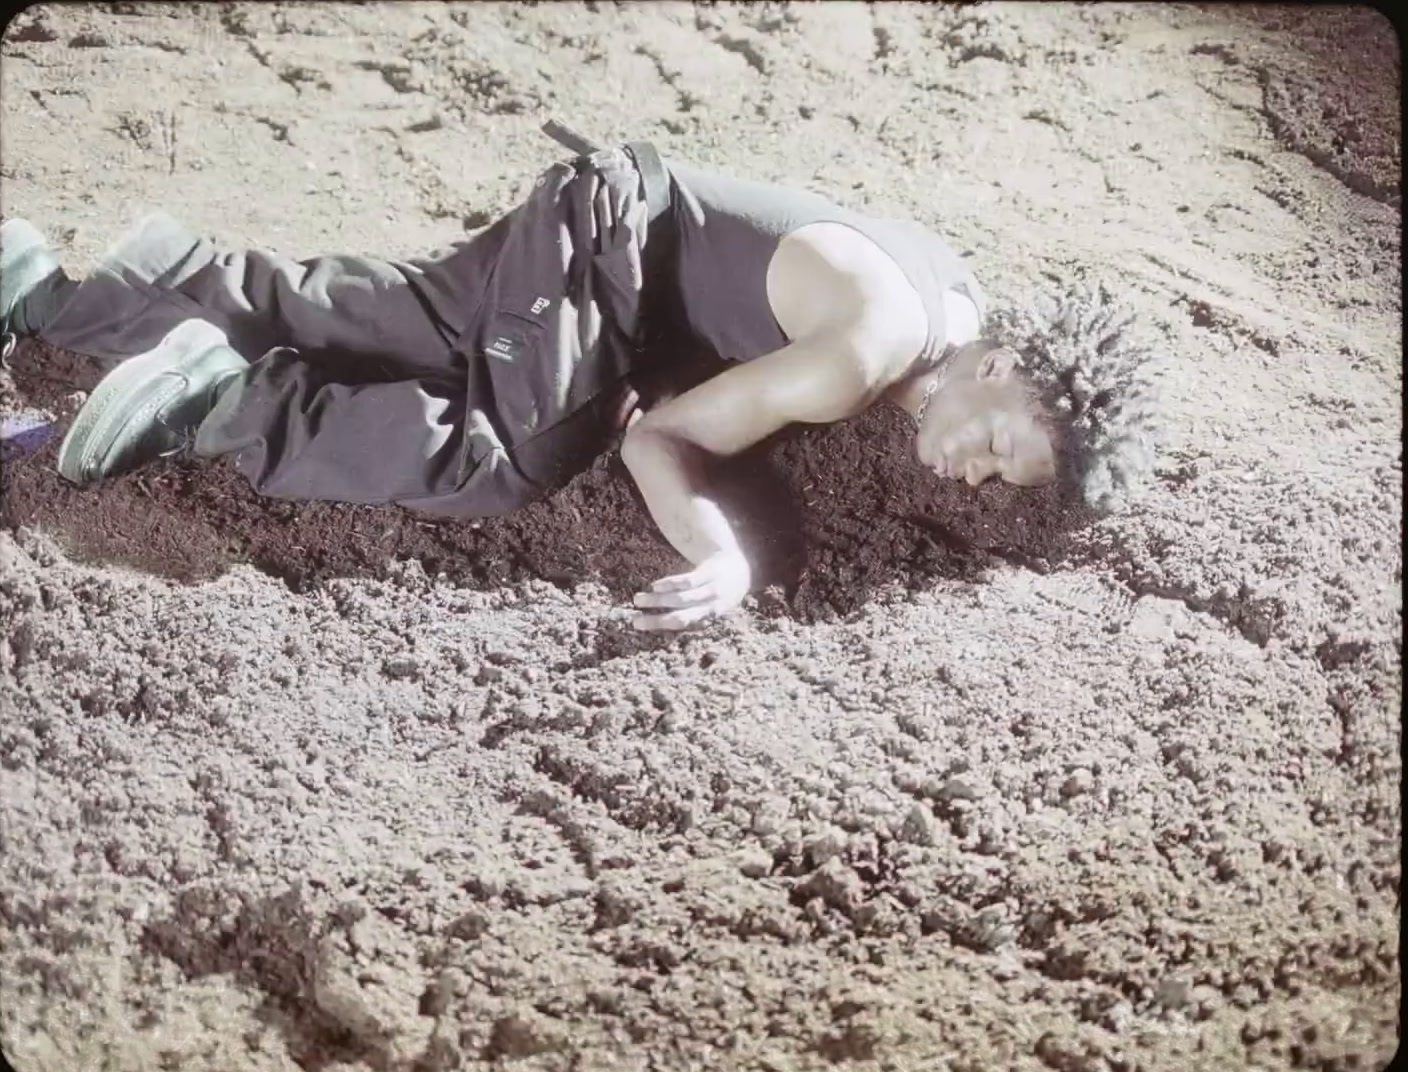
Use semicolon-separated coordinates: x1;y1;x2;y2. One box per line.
631;548;752;632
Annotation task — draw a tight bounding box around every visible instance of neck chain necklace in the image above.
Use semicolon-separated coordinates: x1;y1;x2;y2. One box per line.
915;376;940;427
914;339;971;427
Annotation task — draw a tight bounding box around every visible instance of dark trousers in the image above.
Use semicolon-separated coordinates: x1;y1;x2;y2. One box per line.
37;148;653;517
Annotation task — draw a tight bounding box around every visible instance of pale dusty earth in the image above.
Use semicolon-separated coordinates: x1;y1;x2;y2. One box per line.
0;3;1402;1071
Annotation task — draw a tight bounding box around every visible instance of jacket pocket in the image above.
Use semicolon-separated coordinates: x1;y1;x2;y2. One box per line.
509;379;632;491
478;309;554;451
462;156;647;495
474;305;614;489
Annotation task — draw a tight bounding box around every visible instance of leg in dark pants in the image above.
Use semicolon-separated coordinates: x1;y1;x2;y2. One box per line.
37;209;509;375
36;148;651;517
34;210;514;509
194;351;469;506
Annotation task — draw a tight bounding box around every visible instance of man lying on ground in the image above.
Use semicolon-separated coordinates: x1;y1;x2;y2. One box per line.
0;126;1061;632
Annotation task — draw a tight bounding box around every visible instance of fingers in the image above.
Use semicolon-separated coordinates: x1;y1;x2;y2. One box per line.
633;582;715;610
632;604;720;632
630;581;721;631
591;179;611;252
650;570;700;593
650;561;738;593
614;180;630;224
631;569;716;627
630;551;750;630
587;176;650;281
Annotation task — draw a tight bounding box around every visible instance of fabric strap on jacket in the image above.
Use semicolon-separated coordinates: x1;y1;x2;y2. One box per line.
541;120;670;225
541;118;599;156
623;141;670;226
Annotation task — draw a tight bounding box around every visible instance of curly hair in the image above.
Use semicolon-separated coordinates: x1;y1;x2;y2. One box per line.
984;282;1165;514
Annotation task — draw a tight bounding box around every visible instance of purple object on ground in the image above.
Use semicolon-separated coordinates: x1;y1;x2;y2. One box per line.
1;412;56;462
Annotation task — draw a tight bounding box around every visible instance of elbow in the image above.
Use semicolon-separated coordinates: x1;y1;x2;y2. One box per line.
621;419;698;475
619;420;664;471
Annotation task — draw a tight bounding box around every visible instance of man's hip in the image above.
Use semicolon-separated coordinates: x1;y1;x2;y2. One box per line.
452;137;676;511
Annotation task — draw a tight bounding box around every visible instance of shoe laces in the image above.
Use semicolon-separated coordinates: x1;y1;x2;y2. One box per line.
155;415;200;460
154;372;234;460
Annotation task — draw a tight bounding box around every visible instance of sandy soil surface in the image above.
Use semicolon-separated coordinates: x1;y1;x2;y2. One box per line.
0;3;1401;1070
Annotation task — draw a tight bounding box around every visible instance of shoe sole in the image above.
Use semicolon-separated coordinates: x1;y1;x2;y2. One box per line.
57;319;239;485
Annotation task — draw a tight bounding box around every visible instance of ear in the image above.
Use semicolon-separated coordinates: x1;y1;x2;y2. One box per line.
975;346;1020;382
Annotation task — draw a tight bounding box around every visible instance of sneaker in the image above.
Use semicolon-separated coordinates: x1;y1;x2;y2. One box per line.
1;218;63;361
1;218;66;363
58;318;248;486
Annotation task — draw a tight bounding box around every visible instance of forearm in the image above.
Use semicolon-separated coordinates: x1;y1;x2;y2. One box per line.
619;428;743;566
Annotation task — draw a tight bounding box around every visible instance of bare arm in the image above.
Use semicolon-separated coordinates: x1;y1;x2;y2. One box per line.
616;220;929;629
619;319;888;569
617;427;740;566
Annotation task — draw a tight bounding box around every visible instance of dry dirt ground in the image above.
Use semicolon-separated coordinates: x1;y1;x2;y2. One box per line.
0;3;1402;1071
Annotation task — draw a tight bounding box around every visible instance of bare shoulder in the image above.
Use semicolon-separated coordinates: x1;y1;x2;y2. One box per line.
765;221;927;380
629;223;934;460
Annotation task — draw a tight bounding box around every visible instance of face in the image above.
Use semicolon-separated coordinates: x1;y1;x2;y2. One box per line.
915;346;1058;488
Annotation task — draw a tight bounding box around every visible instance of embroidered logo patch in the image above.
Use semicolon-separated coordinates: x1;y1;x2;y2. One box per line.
485;332;524;362
530;296;550;314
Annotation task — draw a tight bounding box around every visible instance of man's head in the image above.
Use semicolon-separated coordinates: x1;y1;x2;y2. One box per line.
914;340;1061;488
